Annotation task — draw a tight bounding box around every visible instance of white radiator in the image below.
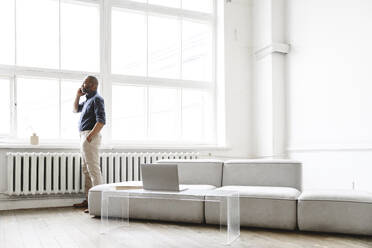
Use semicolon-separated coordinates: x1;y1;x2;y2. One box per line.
7;152;199;196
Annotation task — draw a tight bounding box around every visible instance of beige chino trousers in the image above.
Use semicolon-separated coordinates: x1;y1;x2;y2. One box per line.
80;130;103;195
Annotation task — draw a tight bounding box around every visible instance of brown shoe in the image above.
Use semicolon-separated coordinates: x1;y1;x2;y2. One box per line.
73;200;88;208
83;208;89;214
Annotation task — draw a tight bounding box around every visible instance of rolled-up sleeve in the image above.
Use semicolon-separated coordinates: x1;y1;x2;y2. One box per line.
94;97;106;124
77;102;85;113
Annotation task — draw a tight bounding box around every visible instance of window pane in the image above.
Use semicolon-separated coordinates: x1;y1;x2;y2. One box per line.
16;0;59;68
0;0;15;65
149;87;178;140
61;1;99;72
182;89;214;142
0;78;10;134
17;77;59;139
182;20;212;81
112;85;146;140
182;89;203;141
149;0;180;8
112;9;146;76
61;80;82;140
148;15;180;79
182;0;213;13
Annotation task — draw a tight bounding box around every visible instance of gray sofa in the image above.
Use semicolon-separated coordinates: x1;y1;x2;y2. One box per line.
89;159;301;230
88;159;372;236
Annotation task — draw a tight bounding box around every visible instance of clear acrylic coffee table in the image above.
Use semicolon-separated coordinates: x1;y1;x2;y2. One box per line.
100;188;240;245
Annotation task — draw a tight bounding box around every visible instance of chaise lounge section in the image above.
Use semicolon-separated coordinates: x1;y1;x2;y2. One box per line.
298;190;372;235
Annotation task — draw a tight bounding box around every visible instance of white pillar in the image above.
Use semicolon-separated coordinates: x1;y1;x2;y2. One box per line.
252;0;288;158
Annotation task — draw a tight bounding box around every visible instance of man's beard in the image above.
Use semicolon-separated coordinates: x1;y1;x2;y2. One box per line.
82;87;90;94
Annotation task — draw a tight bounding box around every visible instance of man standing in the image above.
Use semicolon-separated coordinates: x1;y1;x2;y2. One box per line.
73;76;106;213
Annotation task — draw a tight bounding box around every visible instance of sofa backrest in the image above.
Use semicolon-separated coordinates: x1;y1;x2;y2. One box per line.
155;159;224;187
222;159;302;190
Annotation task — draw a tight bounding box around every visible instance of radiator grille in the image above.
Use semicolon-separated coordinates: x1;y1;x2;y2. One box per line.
7;152;198;196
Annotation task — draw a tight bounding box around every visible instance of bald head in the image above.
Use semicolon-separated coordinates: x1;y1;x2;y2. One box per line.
86;76;98;88
83;75;99;93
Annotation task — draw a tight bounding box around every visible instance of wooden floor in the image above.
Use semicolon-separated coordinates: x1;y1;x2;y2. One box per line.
1;207;372;248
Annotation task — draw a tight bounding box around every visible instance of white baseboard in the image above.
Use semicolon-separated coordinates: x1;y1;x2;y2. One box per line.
0;194;86;211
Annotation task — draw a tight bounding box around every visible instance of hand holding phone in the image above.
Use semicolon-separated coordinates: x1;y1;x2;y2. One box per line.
77;85;86;97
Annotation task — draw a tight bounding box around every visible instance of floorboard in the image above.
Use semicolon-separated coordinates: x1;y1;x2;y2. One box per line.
1;207;372;248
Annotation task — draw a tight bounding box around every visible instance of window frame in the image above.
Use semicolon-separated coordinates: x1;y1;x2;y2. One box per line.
0;0;218;147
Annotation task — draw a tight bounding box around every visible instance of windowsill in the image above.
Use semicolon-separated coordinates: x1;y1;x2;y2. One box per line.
0;143;80;149
0;142;230;151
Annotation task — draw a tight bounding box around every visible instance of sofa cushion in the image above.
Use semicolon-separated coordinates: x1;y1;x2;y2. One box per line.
88;181;216;223
299;190;372;203
222;159;302;190
156;159;224;187
205;186;300;230
214;185;300;200
298;190;372;235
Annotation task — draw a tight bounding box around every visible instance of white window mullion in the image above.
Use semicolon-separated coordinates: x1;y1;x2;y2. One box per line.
211;0;218;144
59;0;62;71
101;0;110;81
58;0;62;139
145;2;149;140
179;88;183;140
202;89;207;141
3;66;100;80
5;0;16;138
179;16;183;80
13;76;18;138
111;0;214;22
102;0;112;144
58;80;62;139
6;76;15;138
145;86;150;140
146;1;149;78
179;2;183;140
5;0;16;137
14;0;17;67
110;74;214;90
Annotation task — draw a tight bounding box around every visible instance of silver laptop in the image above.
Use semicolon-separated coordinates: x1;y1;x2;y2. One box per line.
140;164;188;192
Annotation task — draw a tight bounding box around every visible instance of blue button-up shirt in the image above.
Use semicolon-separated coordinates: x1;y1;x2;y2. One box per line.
78;91;106;131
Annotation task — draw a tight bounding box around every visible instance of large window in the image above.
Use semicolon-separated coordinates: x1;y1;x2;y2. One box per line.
0;0;217;145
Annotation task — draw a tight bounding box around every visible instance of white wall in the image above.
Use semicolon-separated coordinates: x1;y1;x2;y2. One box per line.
286;0;372;190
